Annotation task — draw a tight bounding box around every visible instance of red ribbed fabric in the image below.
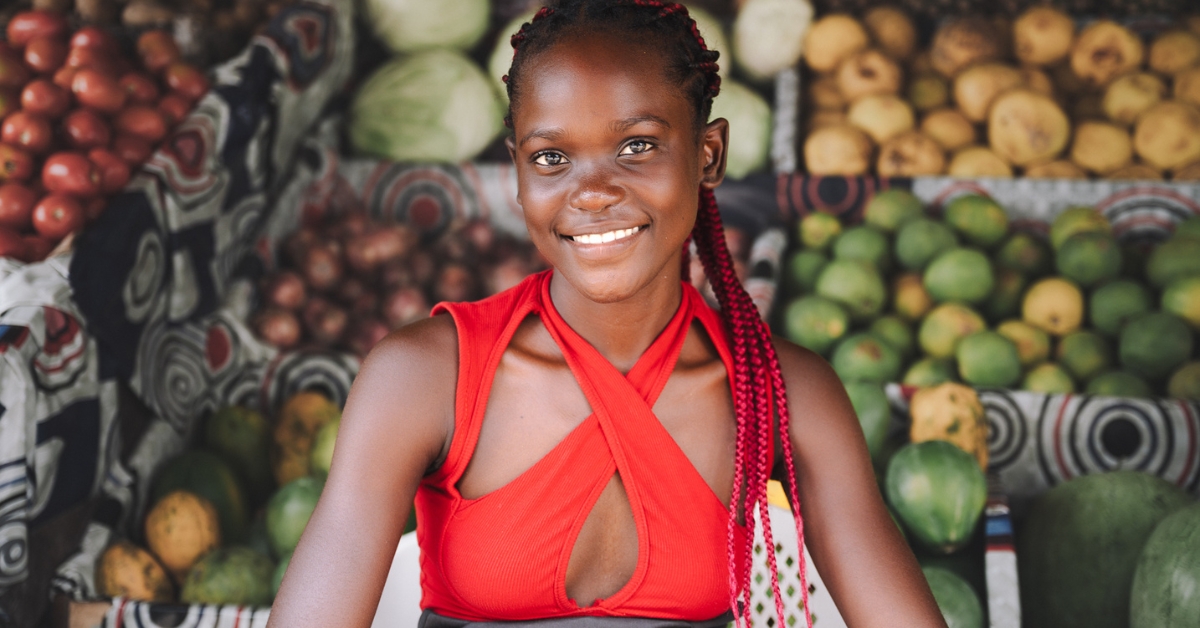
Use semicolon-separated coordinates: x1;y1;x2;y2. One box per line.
415;270;749;621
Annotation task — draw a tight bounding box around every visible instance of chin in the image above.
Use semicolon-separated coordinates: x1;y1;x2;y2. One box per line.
556;264;664;305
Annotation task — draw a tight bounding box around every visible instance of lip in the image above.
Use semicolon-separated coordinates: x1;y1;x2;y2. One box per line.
559;223;648;244
558;223;649;257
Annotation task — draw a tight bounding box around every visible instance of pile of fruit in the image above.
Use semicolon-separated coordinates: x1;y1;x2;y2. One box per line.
0;9;207;263
801;5;1200;180
781;189;1200;399
254;212;548;358
95;392;366;606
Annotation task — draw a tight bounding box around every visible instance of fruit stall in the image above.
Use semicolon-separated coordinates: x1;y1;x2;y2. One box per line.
0;0;1198;627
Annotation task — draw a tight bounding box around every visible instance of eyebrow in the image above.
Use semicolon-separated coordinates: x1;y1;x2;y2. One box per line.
517;115;672;148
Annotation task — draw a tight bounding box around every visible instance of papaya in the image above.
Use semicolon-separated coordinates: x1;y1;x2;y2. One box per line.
266;476;325;558
886;440;987;554
144;490;221;581
273;392;342;486
151;450;249;543
205;406;274;508
922;566;984;628
97;540;174;602
181;546;275;606
864;189;924;232
1130;503;1200;627
908;382;988;469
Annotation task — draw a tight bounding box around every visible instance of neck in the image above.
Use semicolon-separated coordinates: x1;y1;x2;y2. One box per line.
547;264;685;374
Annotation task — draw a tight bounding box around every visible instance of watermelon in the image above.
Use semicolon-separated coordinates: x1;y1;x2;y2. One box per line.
266;476;324;558
1130;503;1200;628
205;406;275;508
1017;471;1193;628
886;441;987;554
922;566;984;628
151;450;249;543
181;546;275;606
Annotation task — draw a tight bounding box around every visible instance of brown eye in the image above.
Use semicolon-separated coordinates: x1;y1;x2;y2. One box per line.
620;140;653;156
533;151;566;166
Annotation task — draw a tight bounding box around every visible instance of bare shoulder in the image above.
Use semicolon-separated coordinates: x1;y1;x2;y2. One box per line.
770;337;849;411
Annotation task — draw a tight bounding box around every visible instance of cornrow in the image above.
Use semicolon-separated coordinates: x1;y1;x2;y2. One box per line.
504;4;809;627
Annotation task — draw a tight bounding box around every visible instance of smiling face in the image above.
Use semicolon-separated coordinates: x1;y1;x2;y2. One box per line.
507;29;727;304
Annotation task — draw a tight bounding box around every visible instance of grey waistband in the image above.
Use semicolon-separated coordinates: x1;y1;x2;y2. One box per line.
417;609;734;628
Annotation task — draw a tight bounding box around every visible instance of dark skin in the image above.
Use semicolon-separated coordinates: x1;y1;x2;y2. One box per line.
269;31;946;628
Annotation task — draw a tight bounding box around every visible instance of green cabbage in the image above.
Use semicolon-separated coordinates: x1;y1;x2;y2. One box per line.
733;0;813;82
488;11;536;104
685;5;729;78
710;80;772;179
366;0;491;53
350;50;503;164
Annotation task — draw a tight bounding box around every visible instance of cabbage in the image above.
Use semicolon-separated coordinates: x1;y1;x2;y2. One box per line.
733;0;813;82
350;50;503;164
710;80;772;179
685;5;729;78
365;0;490;53
487;11;536;104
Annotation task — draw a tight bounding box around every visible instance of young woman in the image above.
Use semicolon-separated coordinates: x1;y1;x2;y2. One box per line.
269;2;946;627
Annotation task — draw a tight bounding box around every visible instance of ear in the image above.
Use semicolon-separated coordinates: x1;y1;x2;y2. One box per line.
700;117;729;190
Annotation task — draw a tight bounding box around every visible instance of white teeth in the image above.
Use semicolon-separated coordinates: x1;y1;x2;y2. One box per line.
571;226;641;244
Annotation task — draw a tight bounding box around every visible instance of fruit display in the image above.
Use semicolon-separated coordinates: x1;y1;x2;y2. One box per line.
799;6;1200;180
0;10;208;262
95;392;363;606
780;189;1200;399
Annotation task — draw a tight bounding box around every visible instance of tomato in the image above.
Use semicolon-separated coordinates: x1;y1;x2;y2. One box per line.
0;51;32;90
62;108;111;151
21;234;53;261
118;72;159;105
20;79;70;119
70;27;119;53
42;152;102;197
164;63;209;102
0;143;34;181
115;106;167;143
32;194;84;240
0;182;37;230
88;147;130;194
1;111;53;154
72;69;126;114
0;227;28;259
65;46;121;78
157;92;191;126
24;37;67;74
113;134;152;165
137;30;180;75
0;89;17;120
6;11;69;49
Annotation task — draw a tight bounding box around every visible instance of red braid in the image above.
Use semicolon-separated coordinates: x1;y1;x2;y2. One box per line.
692;188;811;628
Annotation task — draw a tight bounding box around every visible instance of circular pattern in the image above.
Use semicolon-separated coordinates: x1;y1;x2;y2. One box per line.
265;350;357;417
981;390;1027;472
122;230;166;324
1097;188;1200;245
139;323;214;431
368;166;471;241
0;522;28;581
1084;402;1160;473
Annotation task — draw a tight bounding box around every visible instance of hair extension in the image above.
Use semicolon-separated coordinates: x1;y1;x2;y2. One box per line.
504;4;809;627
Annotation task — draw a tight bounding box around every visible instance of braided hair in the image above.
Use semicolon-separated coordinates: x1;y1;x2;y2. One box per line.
503;4;810;628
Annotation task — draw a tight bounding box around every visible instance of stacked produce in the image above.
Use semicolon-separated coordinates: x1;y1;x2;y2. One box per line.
253;211;548;358
781;189;1200;398
0;10;207;262
95;392;364;605
800;5;1200;180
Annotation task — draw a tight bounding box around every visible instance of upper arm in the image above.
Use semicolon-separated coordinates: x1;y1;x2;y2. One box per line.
773;339;946;628
268;315;458;628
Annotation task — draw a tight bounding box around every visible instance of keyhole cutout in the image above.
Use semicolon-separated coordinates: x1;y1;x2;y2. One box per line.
565;472;639;608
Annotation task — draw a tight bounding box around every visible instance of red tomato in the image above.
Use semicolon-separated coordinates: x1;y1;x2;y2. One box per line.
113;134;152;165
137;31;180;75
1;111;53;154
157;92;191;126
32;194;84;240
83;196;107;221
5;11;69;49
0;143;34;181
70;27;119;52
21;234;53;261
65;46;120;78
0;51;32;90
62;109;111;151
118;72;159;105
0;89;17;120
115;106;167;143
164;63;209;102
0;227;27;259
51;65;76;90
42;152;102;197
0;182;37;230
88;148;130;194
20;79;70;119
72;69;126;114
23;37;67;74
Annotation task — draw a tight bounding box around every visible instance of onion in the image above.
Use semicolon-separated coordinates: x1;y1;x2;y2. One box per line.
345;225;414;273
485;256;530;295
435;263;475;303
284;227;318;268
379;261;414;290
345;316;391;357
351;292;380;318
461;219;495;256
303;245;343;291
309;305;348;345
265;271;307;311
409;250;437;286
301;297;331;332
382;286;430;328
335;277;368;305
256;308;301;349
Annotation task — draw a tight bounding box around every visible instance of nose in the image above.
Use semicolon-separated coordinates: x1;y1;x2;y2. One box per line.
568;168;624;213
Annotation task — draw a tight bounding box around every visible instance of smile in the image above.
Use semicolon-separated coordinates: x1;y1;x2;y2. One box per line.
563;225;644;244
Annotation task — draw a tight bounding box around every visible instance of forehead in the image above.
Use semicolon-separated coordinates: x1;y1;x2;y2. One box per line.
512;29;695;132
